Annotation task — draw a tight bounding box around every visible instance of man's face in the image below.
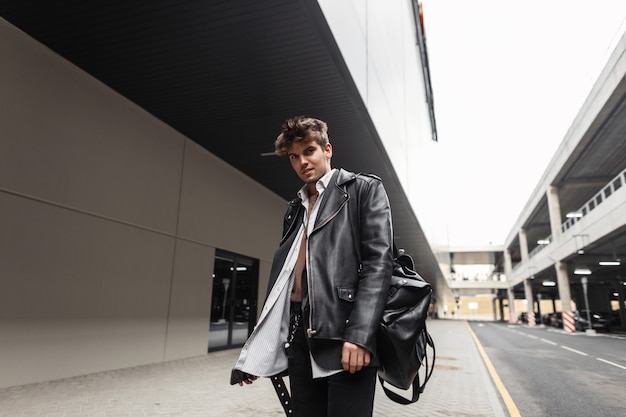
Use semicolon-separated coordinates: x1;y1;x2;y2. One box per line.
287;139;332;185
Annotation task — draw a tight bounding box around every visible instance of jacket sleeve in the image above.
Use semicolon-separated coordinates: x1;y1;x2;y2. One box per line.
343;177;393;352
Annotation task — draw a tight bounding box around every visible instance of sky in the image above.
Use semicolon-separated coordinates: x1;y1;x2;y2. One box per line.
420;0;626;247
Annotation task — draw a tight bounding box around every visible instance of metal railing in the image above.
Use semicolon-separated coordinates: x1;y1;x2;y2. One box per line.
560;167;626;233
449;272;507;282
529;234;552;258
508;168;625;272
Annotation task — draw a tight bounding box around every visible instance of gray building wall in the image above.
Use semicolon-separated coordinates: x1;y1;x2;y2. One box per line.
0;18;285;388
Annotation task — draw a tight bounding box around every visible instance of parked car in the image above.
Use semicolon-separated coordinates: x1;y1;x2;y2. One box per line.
574;310;611;331
609;310;622;328
518;312;541;324
548;312;563;328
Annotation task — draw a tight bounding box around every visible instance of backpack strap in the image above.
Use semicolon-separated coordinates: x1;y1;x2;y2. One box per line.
346;173;399;267
345;178;361;267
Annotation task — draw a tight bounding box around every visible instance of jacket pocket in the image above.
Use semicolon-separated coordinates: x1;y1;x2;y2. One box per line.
337;287;356;302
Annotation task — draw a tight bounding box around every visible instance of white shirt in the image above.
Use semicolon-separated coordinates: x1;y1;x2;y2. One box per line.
234;169;340;378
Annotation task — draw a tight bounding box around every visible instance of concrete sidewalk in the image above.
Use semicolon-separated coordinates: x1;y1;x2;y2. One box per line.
0;320;507;417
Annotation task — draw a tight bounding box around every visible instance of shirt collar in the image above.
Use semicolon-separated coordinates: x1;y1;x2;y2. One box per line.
297;168;336;202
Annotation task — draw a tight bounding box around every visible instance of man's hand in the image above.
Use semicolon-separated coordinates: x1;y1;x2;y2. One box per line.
341;342;371;373
237;374;258;386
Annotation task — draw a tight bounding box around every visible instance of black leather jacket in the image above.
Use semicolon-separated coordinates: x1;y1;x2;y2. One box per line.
265;169;393;369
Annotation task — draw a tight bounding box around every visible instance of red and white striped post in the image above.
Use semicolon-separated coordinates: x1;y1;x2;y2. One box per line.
528;310;536;327
563;311;576;333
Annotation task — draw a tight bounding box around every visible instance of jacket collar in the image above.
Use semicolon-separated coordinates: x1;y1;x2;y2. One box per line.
313;168;356;229
288;169;356;203
285;169;357;230
334;168;358;187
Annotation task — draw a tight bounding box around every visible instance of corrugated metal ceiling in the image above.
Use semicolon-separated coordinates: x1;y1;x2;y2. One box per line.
0;0;449;295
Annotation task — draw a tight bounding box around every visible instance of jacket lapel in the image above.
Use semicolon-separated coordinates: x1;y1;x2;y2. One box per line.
280;199;303;245
313;169;356;231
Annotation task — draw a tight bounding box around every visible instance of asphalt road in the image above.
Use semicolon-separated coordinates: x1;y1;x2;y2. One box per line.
469;322;626;417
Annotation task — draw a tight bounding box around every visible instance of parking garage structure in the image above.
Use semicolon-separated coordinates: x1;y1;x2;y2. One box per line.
503;30;626;333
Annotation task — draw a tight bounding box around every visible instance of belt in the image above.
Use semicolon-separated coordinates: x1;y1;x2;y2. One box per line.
270;302;302;416
270;374;292;416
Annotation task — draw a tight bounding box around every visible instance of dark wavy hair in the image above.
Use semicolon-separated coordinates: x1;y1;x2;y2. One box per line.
274;116;329;156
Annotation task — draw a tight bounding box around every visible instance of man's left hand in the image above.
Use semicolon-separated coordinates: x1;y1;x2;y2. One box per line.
341;342;371;373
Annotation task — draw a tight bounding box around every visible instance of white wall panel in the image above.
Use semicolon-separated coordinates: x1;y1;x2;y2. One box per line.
319;0;443;247
0;192;174;387
164;239;215;360
317;0;368;100
177;140;284;256
0;20;185;234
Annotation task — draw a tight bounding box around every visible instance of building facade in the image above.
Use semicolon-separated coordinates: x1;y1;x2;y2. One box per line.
0;0;444;388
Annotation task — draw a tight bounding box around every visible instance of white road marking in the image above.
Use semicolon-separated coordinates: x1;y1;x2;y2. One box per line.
561;345;588;356
596;358;626;370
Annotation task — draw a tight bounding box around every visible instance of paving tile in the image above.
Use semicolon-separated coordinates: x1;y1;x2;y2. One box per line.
0;320;505;417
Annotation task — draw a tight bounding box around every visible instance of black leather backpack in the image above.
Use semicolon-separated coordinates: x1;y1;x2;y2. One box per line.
376;249;435;404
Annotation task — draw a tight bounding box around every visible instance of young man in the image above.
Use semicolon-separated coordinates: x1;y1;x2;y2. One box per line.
232;116;393;417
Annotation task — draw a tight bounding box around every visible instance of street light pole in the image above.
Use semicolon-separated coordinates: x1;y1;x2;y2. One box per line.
537;293;542;325
581;277;595;335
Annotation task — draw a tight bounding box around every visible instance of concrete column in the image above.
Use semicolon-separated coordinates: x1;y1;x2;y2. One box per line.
524;279;535;326
504;250;512;277
507;287;516;323
546;185;563;239
504;250;516;323
555;261;572;312
519;229;529;263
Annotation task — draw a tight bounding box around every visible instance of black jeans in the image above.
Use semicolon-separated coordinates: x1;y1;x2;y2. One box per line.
287;305;377;417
